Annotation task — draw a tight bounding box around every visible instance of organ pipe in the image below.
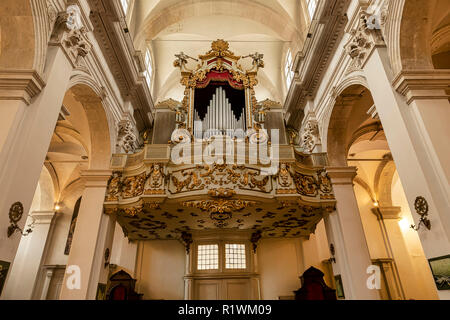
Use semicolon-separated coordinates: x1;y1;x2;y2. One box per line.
193;87;245;139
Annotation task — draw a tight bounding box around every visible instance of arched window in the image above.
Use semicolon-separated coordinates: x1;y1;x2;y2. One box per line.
307;0;318;19
120;0;130;14
144;49;153;88
285;49;294;89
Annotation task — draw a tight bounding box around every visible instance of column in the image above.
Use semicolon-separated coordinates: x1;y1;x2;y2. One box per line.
0;6;92;274
363;47;450;274
0;45;73;267
59;170;113;300
324;166;380;300
1;211;57;299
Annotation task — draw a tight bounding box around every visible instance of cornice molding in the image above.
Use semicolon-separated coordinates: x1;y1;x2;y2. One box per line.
81;169;113;187
371;206;402;220
392;69;450;104
284;0;351;129
87;0;154;131
0;70;46;105
326;166;357;185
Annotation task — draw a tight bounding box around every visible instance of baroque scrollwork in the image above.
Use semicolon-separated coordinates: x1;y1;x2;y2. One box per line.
300;120;321;153
344;10;385;72
293;173;319;197
116;120;137;153
49;5;92;67
122;172;147;198
105;171;122;201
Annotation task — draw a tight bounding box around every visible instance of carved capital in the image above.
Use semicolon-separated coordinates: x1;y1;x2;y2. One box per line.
392;69;450;104
325;166;358;185
49;5;92;68
344;10;385;72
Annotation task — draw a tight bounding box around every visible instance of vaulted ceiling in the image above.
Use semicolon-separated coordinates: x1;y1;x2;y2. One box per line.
127;0;310;105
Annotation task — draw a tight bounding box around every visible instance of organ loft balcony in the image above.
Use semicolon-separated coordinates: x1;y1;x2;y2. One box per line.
104;40;335;242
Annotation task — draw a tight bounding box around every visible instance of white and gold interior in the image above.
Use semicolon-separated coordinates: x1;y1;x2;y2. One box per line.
0;0;449;301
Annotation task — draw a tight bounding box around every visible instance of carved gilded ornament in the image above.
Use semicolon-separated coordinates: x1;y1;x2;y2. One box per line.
182;199;257;214
169;164;271;194
105;171;122;201
148;163;164;189
293;173;319;197
122;172;147;198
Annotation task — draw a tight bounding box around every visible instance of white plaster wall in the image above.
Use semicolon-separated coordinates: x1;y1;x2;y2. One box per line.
257;238;303;300
391;173;441;300
110;222;137;275
354;184;389;259
137;240;185;300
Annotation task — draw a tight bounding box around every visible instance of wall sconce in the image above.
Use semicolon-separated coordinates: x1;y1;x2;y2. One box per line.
7;202;33;237
54;203;61;212
328;243;336;263
410;196;431;231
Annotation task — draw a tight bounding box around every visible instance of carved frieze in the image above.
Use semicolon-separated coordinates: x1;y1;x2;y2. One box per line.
122;172;147;198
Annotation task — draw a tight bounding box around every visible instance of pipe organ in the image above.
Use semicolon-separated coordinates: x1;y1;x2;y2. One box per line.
193;87;245;139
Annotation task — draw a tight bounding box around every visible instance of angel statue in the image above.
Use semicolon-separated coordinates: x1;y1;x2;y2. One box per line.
173;51;198;71
242;52;264;72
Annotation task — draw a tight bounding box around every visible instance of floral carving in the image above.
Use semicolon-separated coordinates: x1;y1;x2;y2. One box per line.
344;10;385;72
122;172;147;198
293;173;318;197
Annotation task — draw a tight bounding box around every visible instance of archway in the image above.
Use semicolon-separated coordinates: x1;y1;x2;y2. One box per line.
325;83;438;299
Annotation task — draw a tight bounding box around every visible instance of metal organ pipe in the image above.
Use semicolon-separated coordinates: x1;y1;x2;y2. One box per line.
195;87;247;139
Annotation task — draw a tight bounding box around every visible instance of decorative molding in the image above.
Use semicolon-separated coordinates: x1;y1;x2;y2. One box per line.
87;0;154;130
392;70;450;104
344;9;385;74
284;0;351;129
300;120;322;154
116;119;138;153
0;70;46;105
325;166;358;185
49;5;92;68
371;206;401;220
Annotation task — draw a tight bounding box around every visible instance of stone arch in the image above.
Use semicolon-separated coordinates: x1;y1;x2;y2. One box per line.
65;80;112;170
324;81;374;166
385;0;450;73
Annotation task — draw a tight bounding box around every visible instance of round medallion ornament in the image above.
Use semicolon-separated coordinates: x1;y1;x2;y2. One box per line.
9;202;24;223
414;196;428;216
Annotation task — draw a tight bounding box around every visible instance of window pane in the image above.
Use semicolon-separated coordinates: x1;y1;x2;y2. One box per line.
197;244;219;270
225;243;246;269
307;0;318;18
285;50;294;88
120;0;129;14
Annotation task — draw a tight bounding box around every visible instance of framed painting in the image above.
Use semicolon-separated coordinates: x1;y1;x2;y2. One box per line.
334;274;345;299
428;255;450;290
96;283;107;300
0;260;11;296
